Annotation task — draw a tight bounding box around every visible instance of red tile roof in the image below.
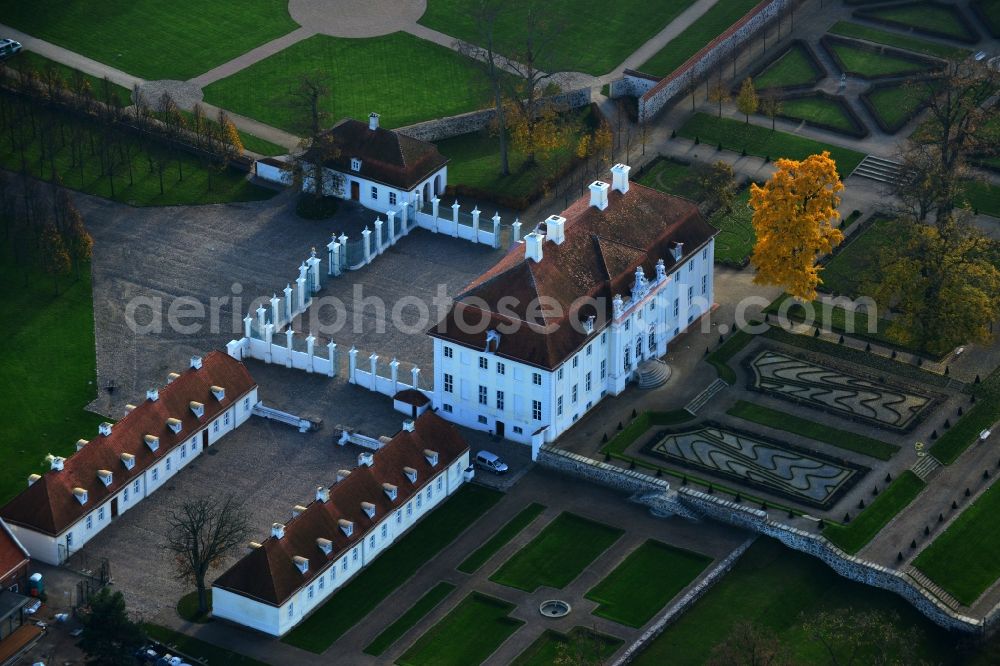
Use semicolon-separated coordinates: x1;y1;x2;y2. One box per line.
212;411;469;606
0;521;28;580
0;352;257;536
429;183;717;369
321;119;448;191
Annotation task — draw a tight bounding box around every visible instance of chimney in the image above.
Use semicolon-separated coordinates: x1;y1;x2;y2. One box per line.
361;501;376;519
402;419;415;433
544;215;566;245
423;449;439;466
358;451;374;467
383;483;398;501
338;519;354;537
167;372;180;384
97;470;113;487
210;385;225;401
316;486;330;503
145;434;160;452
524;231;545;263
583;315;596;334
293;556;309;574
589;181;609;210
28;474;40;487
49;455;65;471
317;538;333;555
124;404;136;413
147;388;159;402
271;522;286;539
190;355;203;370
336;469;352;483
611;163;631;194
671;241;684;262
99;422;113;437
291;505;308;519
369;112;380;131
76;439;89;452
248;541;263;550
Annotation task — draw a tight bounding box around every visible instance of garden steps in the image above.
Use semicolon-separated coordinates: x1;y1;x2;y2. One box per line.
636;359;672;389
685;379;728;415
904;566;964;611
852;155;904;183
910;454;942;481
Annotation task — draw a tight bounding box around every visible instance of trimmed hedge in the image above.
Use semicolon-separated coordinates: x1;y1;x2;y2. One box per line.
823;471;926;553
705;328;755;384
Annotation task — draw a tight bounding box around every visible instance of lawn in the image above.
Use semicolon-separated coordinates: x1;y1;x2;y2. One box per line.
778;94;865;136
457;503;546;574
636;157;700;200
13;51;132;104
822;471;926;554
677;113;866;175
931;368;1000;464
916;447;1000;605
203;33;502;134
820;217;903;297
281;484;502;653
863;83;931;133
828;21;970;60
771;296;903;354
0;95;275;206
727;400;899;461
973;0;1000;37
601;410;695;457
419;0;699;76
0;0;299;80
511;627;624;666
638;0;763;77
396;593;523;666
959;180;1000;218
855;2;977;42
490;512;623;592
585;540;712;628
705;327;755;385
709;187;755;266
0;243;104;506
177;109;287;158
754;43;823;90
364;582;456;657
825;39;938;79
632;538;956;665
143;624;268;666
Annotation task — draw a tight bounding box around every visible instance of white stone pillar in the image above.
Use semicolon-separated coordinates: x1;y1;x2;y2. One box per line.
431;197;440;232
390;358;400;395
369;353;379;391
285;329;294;368
374;218;384;255
308;251;321;292
492;212;501;249
327;235;337;276
451;200;460;237
264;323;274;363
243;313;252;339
327;341;337;377
330;240;341;276
270;294;280;326
362;227;372;264
512;218;522;245
348;347;358;384
472;207;480;243
400;202;409;234
284;284;293;322
411;366;420;391
296;275;306;311
306;335;316;373
256;305;267;332
387;210;396;245
338;233;348;269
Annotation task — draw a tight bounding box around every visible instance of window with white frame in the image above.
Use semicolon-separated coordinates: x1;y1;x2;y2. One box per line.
557;368;563;380
532;400;542;420
624;346;631;369
308;585;314;600
601;332;607;344
389;192;397;206
601;360;606;379
444;373;454;393
133;480;140;494
353;548;358;562
288;603;294;619
478;385;487;405
351;158;361;171
191;440;197;452
479;357;488;370
478;415;488;424
703;247;708;260
443;403;453;413
342;558;348;572
572;384;578;403
673;298;679;317
124;487;129;502
244;397;250;411
533;372;542;385
224;411;230;426
688;286;693;300
497;362;505;375
381;524;387;539
370;185;378;200
318;575;325;591
514;426;523;434
437;477;443;491
702;275;707;294
586;372;592;392
557;395;563;416
572;357;578;368
444;346;453;358
586;344;592;356
213;421;219;433
86;515;93;530
625;319;630;331
99;506;104;521
369;535;375;549
166;456;171;472
496;390;504;410
181;446;186;459
152;468;159;482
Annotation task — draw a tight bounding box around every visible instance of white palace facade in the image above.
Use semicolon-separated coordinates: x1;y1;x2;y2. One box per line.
428;165;717;455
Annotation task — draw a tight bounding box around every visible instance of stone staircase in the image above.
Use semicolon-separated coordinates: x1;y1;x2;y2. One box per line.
905;566;963;611
910;454;942;481
851;155;904;183
684;379;728;415
636;359;672;389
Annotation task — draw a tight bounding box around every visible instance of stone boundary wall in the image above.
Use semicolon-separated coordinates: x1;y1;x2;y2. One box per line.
635;0;794;123
610;70;661;99
612;536;758;666
395;87;592;143
676;488;990;634
536;446;670;495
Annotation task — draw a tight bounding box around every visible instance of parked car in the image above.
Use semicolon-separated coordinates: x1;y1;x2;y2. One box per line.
0;39;22;58
475;450;508;474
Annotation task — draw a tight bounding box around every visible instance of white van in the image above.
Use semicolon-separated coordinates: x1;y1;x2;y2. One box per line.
475;450;508;475
0;40;22;58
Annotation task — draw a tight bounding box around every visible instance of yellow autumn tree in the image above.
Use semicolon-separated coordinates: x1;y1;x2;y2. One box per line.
737;77;759;123
220;113;244;156
749;151;844;300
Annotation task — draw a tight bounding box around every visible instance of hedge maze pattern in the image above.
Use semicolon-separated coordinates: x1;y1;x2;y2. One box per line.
748;350;933;430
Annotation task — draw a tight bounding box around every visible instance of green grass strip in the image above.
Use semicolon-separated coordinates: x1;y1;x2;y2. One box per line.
601;410;694;457
678;113;866;175
363;582;455;657
706;328;754;385
914;477;1000;605
931;369;1000;464
282;484;501;653
144;624;268;666
457;503;546;574
829;21;970;59
15;51;132;102
511;627;624;666
490;513;623;592
823;471;925;554
586;540;712;627
728;400;898;461
397;593;523;666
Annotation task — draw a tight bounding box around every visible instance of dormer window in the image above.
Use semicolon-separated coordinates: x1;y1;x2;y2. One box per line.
383;483;398;501
317;538;333;555
211;385;225;401
351;158;362;172
339;519;354;537
189;401;205;418
293;556;309;574
97;470;113;487
423;449;439;467
144;435;160;452
361;502;376;519
73;487;88;505
121;453;136;470
166;418;182;434
404;466;417;484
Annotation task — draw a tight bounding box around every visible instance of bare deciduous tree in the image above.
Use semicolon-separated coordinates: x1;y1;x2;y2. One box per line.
707;621;788;666
290;75;342;201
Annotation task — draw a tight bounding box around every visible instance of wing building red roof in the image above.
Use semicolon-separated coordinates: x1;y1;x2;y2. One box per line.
0;521;29;579
429;182;717;369
212;411;469;606
321;119;448;191
0;351;257;536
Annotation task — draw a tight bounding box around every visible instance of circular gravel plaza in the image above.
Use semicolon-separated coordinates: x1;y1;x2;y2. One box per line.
287;0;427;37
